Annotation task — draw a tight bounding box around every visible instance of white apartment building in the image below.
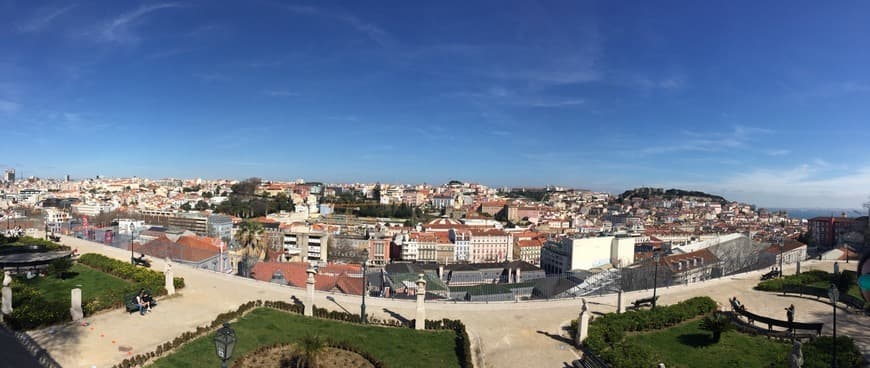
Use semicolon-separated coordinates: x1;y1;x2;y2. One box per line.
540;236;636;274
72;202;118;217
450;229;471;262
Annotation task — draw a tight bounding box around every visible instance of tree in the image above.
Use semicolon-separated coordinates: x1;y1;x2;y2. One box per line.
699;312;733;342
180;202;192;211
295;335;326;368
48;257;74;279
234;221;265;277
194;200;210;211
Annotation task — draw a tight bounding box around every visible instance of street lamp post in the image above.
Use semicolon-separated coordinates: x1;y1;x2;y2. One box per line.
360;248;369;324
213;322;237;368
652;251;662;309
129;223;135;264
828;283;839;368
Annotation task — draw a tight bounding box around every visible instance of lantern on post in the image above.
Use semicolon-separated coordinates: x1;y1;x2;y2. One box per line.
213;322;237;368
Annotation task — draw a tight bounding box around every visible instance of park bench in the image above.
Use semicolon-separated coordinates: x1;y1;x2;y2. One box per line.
760;270;780;280
124;291;157;313
631;295;659;309
733;304;823;336
48;235;61;242
131;256;151;267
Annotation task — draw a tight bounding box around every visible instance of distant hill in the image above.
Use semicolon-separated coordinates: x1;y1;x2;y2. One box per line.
619;187;728;204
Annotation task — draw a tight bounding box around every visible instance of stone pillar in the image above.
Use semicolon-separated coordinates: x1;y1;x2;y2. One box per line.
795;261;801;275
164;260;175;296
70;288;83;321
516;268;522;283
415;273;427;330
617;289;625;314
305;266;316;317
1;271;11;322
575;307;590;348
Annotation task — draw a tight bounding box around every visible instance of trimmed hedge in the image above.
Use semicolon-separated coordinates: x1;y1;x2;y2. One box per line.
755;270;832;292
77;253;185;296
0;236;69;251
802;336;863;368
5;255;187;330
5;281;69;330
583;296;717;367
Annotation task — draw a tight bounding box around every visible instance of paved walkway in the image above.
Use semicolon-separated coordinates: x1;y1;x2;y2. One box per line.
25;236;870;368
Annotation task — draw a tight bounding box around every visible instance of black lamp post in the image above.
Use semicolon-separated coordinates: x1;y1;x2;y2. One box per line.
361;248;369;324
652;251;661;309
129;223;135;264
828;283;839;368
213;322;237;368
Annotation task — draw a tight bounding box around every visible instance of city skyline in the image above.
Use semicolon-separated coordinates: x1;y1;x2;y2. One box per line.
2;1;870;208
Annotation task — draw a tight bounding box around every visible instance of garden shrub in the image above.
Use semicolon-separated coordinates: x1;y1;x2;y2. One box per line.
77;253;185;296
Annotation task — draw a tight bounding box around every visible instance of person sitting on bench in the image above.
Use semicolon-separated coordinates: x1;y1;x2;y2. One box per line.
136;289;151;315
143;290;156;307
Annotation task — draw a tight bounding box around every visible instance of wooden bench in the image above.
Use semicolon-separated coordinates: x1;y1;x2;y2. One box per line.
131;256;151;267
760;270;780;281
631;295;659;309
733;304;823;336
125;291;157;313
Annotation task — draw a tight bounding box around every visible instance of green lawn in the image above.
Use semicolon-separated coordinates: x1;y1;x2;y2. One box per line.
16;263;131;303
151;308;461;368
626;320;790;368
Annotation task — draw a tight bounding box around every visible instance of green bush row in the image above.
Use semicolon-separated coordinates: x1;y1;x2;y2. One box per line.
0;235;69;250
77;254;185;296
802;336;863;368
755;270;837;292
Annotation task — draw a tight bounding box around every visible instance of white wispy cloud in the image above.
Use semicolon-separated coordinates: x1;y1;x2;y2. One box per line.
282;5;394;47
448;87;586;109
0;99;20;113
194;73;230;82
96;3;184;44
766;149;790;156
699;162;870;208
527;98;585;108
643;125;773;154
263;90;298;97
16;4;76;33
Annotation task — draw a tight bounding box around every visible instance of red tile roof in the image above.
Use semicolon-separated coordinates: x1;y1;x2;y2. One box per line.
138;236;217;262
250;262;364;295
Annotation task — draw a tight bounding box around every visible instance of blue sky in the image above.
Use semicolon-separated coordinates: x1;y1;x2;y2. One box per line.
1;1;870;208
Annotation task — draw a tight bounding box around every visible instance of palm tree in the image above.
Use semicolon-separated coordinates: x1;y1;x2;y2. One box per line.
234;220;264;277
296;334;326;368
699;312;733;342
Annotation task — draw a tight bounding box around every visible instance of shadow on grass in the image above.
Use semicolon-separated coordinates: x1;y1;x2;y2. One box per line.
677;333;715;348
325;296;352;314
382;308;410;325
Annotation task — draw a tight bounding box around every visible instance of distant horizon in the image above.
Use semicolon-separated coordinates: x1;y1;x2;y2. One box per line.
7;171;869;210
